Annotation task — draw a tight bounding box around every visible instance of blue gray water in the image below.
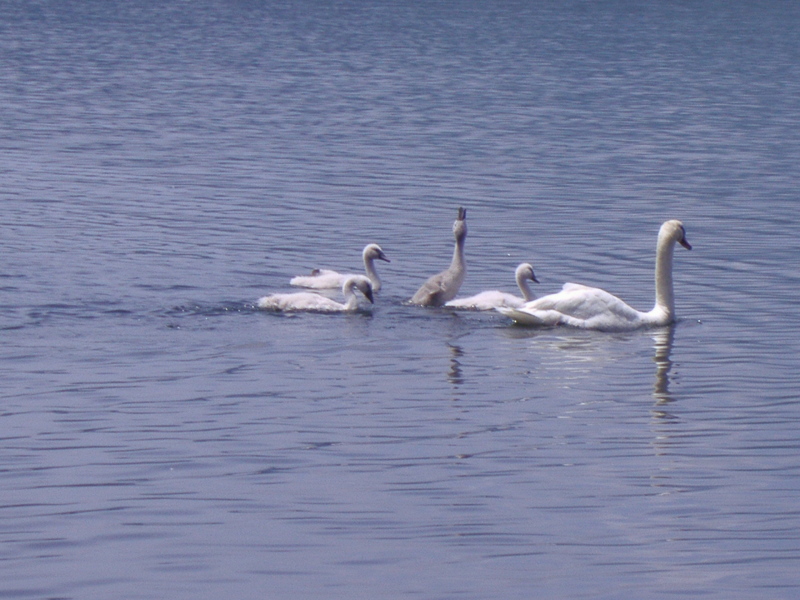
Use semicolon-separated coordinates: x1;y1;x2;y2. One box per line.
2;2;800;598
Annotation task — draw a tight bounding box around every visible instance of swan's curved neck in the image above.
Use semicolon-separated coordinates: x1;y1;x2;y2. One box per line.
654;236;676;317
517;274;536;301
341;283;358;310
451;233;466;272
363;256;381;286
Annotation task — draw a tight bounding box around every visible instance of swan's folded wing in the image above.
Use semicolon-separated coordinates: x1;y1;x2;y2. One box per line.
410;273;450;306
531;286;644;327
526;286;622;321
560;282;593;292
496;306;550;326
444;294;480;309
290;269;348;289
447;291;523;310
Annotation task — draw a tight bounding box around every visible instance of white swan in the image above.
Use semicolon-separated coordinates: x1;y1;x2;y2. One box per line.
445;262;539;310
497;220;691;330
409;207;468;306
290;243;390;292
258;275;374;313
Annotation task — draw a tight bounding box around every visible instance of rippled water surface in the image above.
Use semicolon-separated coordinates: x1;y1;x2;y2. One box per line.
2;2;800;598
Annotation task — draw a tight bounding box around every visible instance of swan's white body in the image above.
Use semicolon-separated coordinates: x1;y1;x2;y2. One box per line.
498;220;691;330
445;263;538;310
409;207;468;306
290;243;390;291
258;276;374;313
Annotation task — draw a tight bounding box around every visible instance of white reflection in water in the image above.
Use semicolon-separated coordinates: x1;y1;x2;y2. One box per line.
649;326;683;463
651;326;676;410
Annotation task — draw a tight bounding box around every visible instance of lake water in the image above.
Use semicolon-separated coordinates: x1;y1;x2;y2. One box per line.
2;1;800;598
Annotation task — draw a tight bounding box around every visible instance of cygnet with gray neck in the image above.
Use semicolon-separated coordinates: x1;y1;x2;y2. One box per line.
409;207;468;307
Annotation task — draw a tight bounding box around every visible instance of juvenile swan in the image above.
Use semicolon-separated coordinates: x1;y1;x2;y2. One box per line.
258;275;374;313
445;262;539;310
409;207;468;306
290;243;390;291
497;220;691;330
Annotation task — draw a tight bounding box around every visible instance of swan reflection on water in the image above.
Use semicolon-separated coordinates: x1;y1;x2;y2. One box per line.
447;343;464;387
649;325;685;464
651;326;676;411
500;322;682;413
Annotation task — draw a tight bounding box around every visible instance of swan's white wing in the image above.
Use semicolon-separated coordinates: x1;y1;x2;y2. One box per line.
290;269;350;289
496;306;553;326
518;285;645;329
446;291;524;310
258;291;346;312
526;286;632;320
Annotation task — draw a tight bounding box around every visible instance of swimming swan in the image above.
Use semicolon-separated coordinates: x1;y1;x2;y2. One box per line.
290;243;390;291
258;275;374;312
497;220;691;330
409;207;468;306
445;262;539;310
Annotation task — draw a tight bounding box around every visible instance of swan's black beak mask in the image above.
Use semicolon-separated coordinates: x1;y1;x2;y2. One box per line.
365;287;375;304
679;226;692;250
453;207;468;241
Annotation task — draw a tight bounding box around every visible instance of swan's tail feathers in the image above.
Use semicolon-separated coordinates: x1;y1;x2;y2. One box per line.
496;307;549;326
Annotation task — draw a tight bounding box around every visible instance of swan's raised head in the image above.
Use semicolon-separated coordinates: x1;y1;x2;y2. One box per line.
659;220;692;250
453;207;468;242
516;262;539;284
347;275;375;304
364;243;391;263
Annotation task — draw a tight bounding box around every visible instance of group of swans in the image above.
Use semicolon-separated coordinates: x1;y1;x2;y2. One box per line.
257;275;375;312
496;219;691;330
257;208;692;331
257;207;468;314
288;243;390;292
258;242;390;312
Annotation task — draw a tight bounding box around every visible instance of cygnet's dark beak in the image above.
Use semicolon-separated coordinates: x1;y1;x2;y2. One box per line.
378;252;391;263
365;288;375;303
457;207;467;220
532;274;540;284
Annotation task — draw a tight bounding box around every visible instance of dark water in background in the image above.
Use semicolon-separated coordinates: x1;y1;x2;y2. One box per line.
2;1;800;598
